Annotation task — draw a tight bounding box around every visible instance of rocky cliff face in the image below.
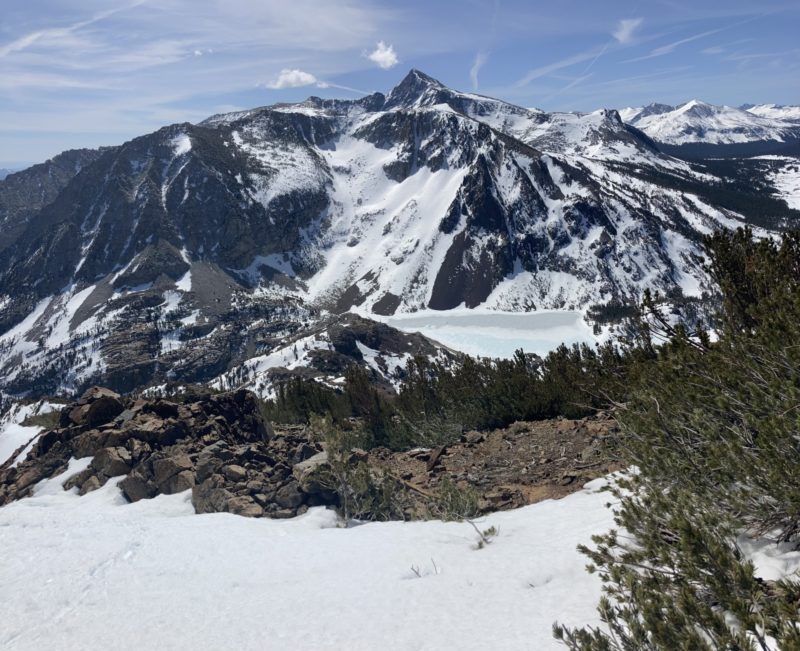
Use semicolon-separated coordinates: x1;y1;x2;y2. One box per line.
0;148;105;255
0;70;793;398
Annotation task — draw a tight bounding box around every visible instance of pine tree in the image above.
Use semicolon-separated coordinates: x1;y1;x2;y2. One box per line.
555;228;800;649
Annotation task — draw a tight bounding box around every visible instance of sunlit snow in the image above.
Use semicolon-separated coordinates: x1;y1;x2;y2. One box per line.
0;463;616;651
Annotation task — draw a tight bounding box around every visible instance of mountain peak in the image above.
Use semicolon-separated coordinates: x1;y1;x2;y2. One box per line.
385;69;447;109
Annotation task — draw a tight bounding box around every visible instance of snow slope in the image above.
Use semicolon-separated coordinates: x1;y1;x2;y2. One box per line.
744;104;800;123
766;157;800;210
0;400;60;466
0;464;615;651
620;100;800;145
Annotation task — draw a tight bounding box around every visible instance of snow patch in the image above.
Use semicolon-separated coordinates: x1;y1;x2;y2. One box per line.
171;133;192;156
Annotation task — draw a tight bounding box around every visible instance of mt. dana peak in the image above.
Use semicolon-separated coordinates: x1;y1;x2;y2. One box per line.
0;69;793;398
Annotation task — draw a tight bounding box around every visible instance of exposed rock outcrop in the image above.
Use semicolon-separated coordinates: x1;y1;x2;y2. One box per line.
0;386;619;520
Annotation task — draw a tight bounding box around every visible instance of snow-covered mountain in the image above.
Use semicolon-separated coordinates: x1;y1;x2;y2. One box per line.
619;100;800;146
0;70;794;398
742;103;800;123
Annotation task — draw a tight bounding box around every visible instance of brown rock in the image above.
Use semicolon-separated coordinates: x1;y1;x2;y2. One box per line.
80;475;102;494
226;496;264;518
69;388;124;427
223;464;247;482
192;475;234;514
93;447;132;477
152;453;193;487
162;469;195;494
72;430;110;458
275;480;304;509
120;472;156;502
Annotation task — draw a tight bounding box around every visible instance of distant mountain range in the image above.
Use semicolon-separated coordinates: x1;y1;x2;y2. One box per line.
0;70;798;399
618;100;800;158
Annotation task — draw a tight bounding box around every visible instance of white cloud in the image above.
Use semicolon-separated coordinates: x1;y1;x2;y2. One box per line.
613;18;643;44
470;51;488;90
265;68;318;89
366;41;398;69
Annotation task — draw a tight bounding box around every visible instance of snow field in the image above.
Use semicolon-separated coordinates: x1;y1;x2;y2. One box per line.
0;463;616;651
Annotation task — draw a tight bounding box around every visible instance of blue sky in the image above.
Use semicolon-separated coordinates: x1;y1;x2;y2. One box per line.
1;0;799;166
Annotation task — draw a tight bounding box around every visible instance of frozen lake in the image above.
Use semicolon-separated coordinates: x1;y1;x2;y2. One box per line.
379;310;598;359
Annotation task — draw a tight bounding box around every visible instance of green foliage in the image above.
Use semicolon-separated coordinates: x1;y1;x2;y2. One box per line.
556;228;800;649
260;376;350;424
396;343;629;435
261;340;634;452
554;480;800;650
429;476;480;521
309;414;406;522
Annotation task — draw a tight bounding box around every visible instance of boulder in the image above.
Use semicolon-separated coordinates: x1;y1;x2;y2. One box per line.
120;472;156;502
71;430;110;458
79;475;102;494
68;387;124;427
275;480;304;509
162;469;195;494
152;453;193;488
92;447;132;477
223;464;247;482
292;451;330;495
226;496;264;518
192;475;234;514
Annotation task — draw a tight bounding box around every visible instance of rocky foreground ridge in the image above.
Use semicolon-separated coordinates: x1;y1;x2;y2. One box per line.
0;386;618;519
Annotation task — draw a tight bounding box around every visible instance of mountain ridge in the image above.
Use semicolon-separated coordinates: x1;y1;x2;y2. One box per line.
0;69;796;399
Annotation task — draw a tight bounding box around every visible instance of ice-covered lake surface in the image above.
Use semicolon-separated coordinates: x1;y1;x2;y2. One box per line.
378;309;598;359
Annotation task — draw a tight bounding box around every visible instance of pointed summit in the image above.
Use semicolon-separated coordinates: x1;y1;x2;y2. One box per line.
384;69;448;109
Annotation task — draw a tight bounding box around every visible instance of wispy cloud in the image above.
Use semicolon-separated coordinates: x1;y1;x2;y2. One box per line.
515;46;607;87
0;1;145;58
539;73;594;103
623;27;724;62
613;18;643;44
469;0;500;91
366;41;399;69
470;51;488;90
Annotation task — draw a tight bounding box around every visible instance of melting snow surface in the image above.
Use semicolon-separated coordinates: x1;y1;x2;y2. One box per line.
374;309;598;359
0;465;616;651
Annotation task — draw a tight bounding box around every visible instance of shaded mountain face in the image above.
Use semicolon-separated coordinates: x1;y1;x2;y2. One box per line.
0;148;106;255
0;70;794;398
